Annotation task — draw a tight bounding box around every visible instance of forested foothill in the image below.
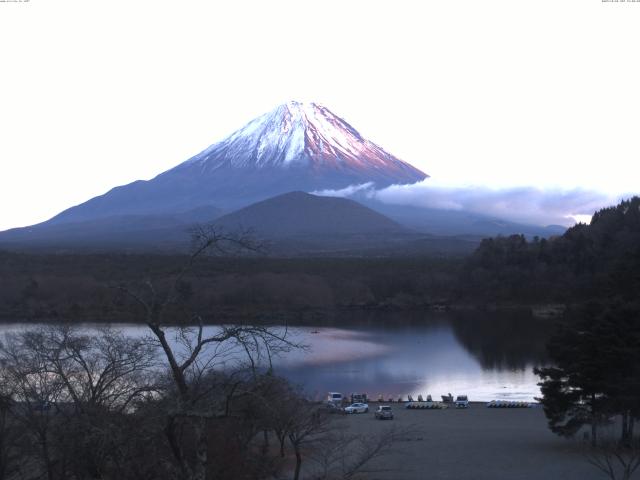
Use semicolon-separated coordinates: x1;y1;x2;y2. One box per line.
463;196;640;305
464;197;640;475
1;198;639;323
0;253;463;323
527;198;640;479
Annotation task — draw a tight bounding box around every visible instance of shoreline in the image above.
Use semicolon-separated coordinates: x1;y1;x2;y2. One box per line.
0;302;567;325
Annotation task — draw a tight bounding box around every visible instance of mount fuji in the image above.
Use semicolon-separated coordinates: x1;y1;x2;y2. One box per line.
46;101;427;225
0;102;440;252
0;102;562;252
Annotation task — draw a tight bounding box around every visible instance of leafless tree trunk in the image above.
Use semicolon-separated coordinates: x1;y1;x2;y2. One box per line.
286;405;332;480
116;226;300;480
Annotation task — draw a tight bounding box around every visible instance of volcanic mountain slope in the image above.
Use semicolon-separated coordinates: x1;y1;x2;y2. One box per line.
0;205;224;251
46;101;427;225
214;191;407;237
0;192;477;256
212;192;477;256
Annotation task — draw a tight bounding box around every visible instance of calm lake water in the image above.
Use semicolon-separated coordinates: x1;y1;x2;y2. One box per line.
0;311;553;402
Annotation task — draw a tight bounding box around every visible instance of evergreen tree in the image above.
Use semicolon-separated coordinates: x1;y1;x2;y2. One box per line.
535;302;640;445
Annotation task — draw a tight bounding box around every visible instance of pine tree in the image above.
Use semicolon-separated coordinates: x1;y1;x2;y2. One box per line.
535;302;640;446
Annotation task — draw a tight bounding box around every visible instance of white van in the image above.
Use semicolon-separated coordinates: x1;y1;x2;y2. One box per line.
327;392;343;404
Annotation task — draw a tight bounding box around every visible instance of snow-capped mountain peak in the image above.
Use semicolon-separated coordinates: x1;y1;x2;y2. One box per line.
42;101;427;224
181;101;428;184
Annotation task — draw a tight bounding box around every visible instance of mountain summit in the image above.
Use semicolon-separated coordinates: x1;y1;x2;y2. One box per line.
181;101;427;183
47;102;427;224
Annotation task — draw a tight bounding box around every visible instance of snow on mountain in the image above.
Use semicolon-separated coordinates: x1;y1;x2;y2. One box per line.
174;101;427;184
35;102;428;225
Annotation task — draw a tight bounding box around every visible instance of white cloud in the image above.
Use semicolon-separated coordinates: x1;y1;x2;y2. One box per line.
313;179;633;226
311;182;375;198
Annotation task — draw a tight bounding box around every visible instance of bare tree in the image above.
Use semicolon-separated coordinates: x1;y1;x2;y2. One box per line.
0;393;21;480
308;425;416;480
259;378;301;459
285;401;333;480
0;325;159;480
116;226;301;480
36;326;158;413
585;438;640;480
0;227;305;480
0;331;67;480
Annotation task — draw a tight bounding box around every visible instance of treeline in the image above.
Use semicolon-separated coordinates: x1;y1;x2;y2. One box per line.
524;198;640;474
0;254;463;322
462;196;640;304
1;197;639;323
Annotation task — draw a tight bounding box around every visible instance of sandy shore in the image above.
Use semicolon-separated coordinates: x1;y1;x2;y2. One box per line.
322;403;603;480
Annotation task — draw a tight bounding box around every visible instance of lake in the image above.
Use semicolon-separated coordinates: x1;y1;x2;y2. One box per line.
0;310;553;402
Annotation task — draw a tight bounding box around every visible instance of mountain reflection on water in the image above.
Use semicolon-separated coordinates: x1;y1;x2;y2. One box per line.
275;311;552;402
0;310;553;402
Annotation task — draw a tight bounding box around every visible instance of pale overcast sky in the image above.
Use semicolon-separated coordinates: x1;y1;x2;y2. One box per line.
1;0;639;230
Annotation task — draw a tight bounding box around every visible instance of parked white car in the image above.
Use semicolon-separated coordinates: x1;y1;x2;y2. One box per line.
344;402;369;414
455;395;469;408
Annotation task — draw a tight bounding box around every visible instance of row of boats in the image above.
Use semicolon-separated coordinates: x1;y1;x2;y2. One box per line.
329;392;534;408
406;400;534;409
406;402;449;409
379;394;470;408
377;396;534;409
376;394;458;403
486;400;534;408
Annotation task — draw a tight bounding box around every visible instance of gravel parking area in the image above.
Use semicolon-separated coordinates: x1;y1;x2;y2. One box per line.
332;403;603;480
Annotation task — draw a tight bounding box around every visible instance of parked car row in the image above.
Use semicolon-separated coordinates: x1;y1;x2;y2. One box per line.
325;392;470;415
327;392;369;405
324;402;394;419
